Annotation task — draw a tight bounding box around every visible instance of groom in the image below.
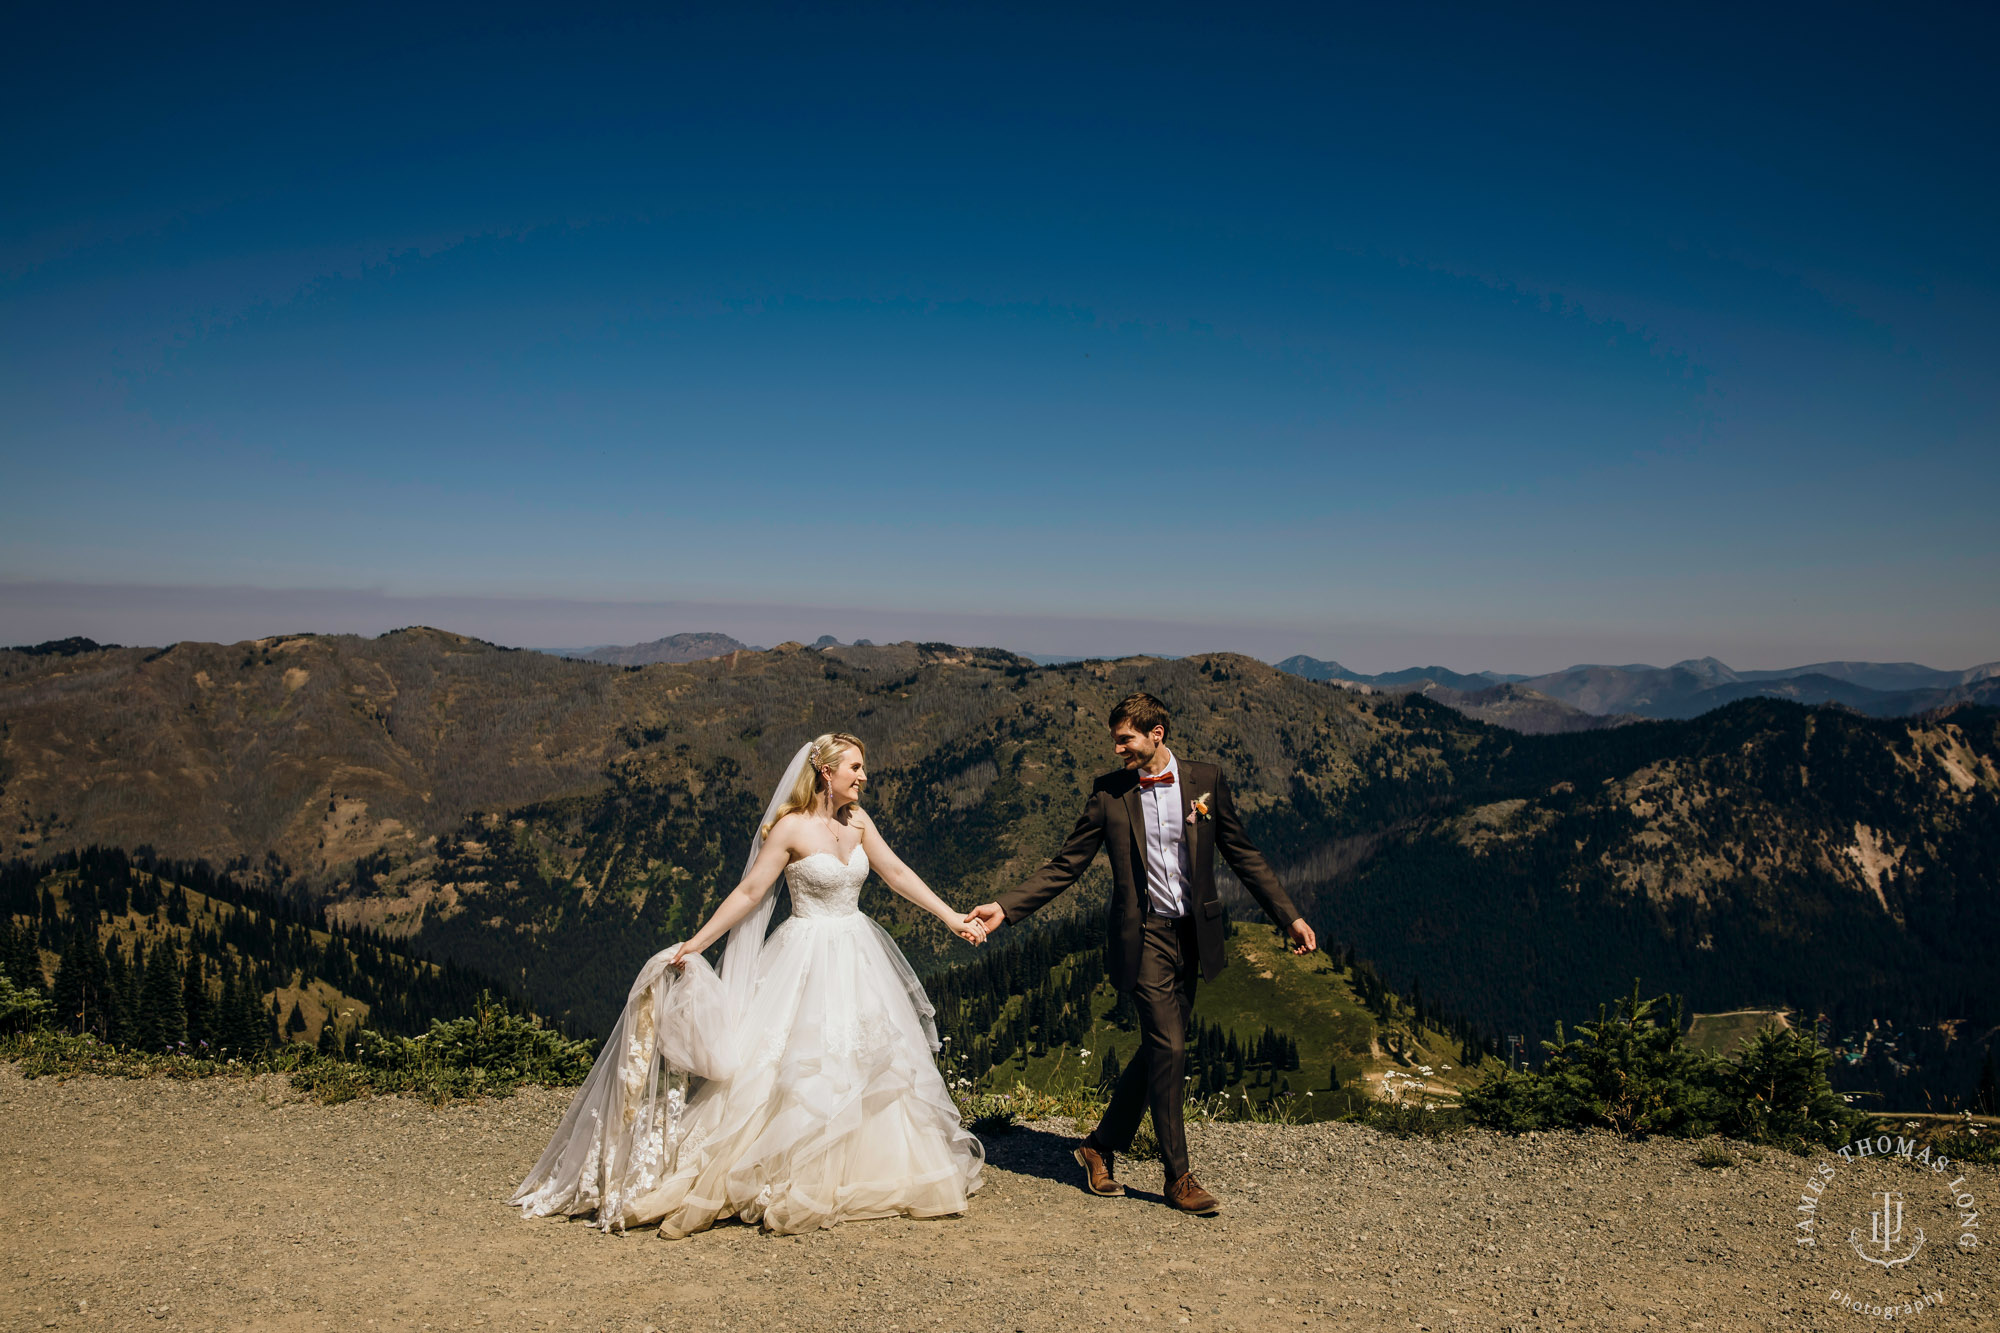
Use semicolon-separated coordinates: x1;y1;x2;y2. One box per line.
969;691;1315;1214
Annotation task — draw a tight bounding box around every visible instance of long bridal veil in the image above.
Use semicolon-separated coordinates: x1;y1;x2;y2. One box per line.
510;742;814;1229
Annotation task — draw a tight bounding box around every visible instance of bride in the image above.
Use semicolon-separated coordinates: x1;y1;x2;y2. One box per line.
511;732;989;1237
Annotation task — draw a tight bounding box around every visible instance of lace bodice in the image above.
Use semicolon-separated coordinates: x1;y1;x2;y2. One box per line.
784;846;868;919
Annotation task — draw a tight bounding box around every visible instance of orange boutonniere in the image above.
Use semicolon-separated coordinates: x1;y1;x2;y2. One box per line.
1187;792;1212;824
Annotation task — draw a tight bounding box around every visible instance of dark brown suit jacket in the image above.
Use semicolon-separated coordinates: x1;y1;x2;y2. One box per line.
996;758;1300;992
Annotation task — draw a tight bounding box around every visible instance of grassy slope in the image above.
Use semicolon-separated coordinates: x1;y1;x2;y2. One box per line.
965;930;1499;1120
1684;1008;1791;1058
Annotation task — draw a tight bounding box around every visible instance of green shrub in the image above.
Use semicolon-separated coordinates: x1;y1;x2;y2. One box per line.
1714;1024;1857;1150
2;1028;314;1082
0;975;51;1034
1931;1125;2000;1166
4;993;595;1105
289;994;595;1103
1462;982;1863;1149
1694;1140;1735;1169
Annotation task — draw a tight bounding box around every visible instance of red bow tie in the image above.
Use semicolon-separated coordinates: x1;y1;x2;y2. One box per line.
1138;770;1175;788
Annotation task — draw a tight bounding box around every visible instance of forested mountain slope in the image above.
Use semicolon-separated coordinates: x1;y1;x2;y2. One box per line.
0;847;507;1052
2;631;1994;1090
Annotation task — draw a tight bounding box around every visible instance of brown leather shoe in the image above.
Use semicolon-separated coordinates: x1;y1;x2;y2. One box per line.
1165;1171;1222;1214
1073;1138;1125;1196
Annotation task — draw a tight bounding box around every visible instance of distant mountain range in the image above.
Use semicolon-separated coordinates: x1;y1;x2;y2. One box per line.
1276;654;2000;730
4;629;1996;1105
569;632;753;665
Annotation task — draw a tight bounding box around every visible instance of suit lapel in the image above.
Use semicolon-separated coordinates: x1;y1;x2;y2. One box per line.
1181;760;1207;876
1121;777;1148;879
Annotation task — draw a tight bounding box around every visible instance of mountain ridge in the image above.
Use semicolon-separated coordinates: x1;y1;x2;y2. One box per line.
3;626;1994;1107
1275;652;2000;724
573;631;751;666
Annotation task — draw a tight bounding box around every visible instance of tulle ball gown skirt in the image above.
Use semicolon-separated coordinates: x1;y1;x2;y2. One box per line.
511;872;983;1237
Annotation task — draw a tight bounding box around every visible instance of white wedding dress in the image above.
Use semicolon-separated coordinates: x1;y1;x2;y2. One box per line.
511;843;984;1237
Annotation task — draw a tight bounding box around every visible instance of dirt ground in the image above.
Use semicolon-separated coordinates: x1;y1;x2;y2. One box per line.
1;1067;1992;1332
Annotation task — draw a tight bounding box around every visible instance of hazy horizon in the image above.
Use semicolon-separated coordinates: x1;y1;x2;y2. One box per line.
4;578;1992;678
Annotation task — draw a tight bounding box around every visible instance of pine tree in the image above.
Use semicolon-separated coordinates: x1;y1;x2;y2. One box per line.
216;963;244;1053
117;943;142;1044
316;1016;339;1056
182;954;210;1047
50;921;110;1037
137;937;187;1052
102;940;135;1047
284;999;307;1038
1329;1060;1342;1091
0;922;20;983
1098;1044;1121;1092
19;925;46;990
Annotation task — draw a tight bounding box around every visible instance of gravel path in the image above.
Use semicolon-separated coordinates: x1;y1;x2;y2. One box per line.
1;1067;1991;1331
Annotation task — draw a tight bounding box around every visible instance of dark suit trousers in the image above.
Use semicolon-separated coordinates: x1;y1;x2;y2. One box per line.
1094;912;1199;1181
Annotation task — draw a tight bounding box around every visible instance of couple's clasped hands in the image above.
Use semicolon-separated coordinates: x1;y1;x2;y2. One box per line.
949;908;992;946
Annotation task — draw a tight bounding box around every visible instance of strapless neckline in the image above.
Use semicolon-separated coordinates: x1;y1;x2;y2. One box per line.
794;845;865;868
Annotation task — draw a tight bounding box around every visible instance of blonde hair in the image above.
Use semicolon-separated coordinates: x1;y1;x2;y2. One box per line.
762;732;866;837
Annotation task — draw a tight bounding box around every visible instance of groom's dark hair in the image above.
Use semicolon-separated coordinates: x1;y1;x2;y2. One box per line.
1109;691;1170;738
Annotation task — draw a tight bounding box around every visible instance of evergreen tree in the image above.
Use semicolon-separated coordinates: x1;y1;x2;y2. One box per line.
316;1016;339;1056
50;921;109;1037
215;962;244;1053
137;937;187;1051
284;999;308;1038
183;954;210;1046
223;963;268;1054
0;920;41;990
102;940;135;1047
1097;1044;1121;1093
1328;1060;1342;1091
118;943;143;1037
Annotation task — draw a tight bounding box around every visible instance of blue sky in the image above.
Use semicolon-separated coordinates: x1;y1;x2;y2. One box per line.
3;3;1995;671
